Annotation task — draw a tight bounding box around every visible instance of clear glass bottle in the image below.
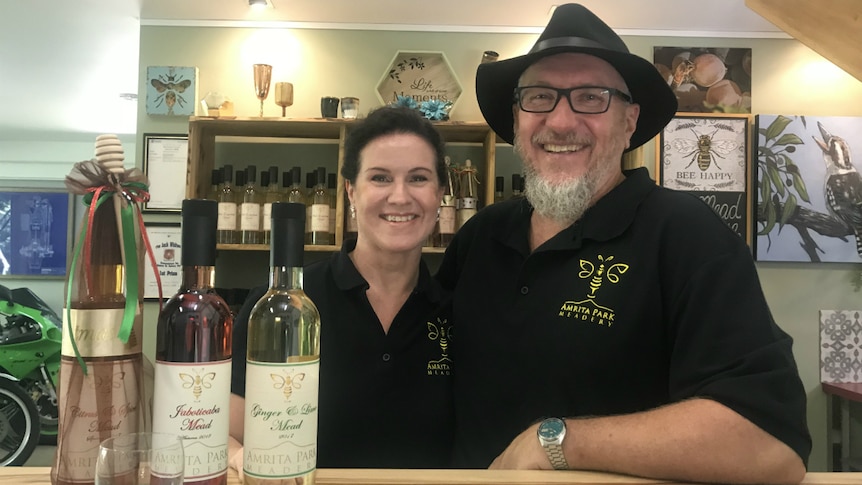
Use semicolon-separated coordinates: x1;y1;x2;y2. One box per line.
241;166;263;245
244;202;321;485
494;175;504;204
217;164;238;244
309;167;331;245
457;159;479;229
208;169;222;201
153;199;233;485
327;172;337;237
262;167;283;245
435;158;457;247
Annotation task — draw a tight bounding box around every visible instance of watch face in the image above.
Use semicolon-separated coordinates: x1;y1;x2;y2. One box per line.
538;418;565;440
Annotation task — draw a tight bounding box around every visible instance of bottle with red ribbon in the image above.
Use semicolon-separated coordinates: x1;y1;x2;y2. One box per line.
52;134;158;485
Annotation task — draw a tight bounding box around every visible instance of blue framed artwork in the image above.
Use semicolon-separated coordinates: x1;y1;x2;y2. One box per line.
755;115;862;262
0;188;73;278
145;66;198;116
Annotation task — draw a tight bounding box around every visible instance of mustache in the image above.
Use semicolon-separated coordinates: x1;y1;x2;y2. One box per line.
531;131;592;146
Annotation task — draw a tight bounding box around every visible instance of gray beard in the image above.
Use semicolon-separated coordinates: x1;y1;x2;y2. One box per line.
515;137;601;227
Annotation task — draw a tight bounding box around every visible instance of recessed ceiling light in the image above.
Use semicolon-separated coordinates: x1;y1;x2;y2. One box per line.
249;0;267;7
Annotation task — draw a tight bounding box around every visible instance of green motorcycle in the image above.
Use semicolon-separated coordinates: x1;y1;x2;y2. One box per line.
0;283;61;466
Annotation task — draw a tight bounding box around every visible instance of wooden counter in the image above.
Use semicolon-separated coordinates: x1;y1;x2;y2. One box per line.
5;468;862;485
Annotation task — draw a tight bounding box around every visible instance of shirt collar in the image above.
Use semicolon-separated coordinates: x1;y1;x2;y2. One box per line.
330;237;443;302
491;167;656;250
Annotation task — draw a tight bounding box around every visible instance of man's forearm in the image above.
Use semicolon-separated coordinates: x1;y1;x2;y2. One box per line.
563;398;804;484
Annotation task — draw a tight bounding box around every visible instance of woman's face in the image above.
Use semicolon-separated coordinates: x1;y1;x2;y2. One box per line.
347;132;444;254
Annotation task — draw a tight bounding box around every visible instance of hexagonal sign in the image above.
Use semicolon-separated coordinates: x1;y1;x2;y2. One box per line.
376;51;462;108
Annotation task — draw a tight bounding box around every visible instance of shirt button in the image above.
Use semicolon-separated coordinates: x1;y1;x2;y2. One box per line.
382;353;391;362
520;286;529;295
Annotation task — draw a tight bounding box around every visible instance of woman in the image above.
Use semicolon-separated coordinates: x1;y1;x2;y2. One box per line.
229;106;453;472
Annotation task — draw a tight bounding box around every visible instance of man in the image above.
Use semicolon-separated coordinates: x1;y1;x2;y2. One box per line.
436;3;810;483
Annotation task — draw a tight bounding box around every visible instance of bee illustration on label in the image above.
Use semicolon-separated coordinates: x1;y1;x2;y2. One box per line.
151;72;192;115
271;371;305;401
427;318;452;358
671;128;740;171
180;369;215;402
89;371;125;394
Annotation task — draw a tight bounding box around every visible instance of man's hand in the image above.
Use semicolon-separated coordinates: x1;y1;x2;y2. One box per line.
489;422;554;470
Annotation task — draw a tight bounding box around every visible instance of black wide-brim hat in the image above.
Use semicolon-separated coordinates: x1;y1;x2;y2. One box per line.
476;3;677;151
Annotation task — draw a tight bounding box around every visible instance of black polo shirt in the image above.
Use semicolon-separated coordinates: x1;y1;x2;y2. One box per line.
232;239;454;468
436;167;810;468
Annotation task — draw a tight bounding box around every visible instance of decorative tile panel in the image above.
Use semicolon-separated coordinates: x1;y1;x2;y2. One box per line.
820;310;862;383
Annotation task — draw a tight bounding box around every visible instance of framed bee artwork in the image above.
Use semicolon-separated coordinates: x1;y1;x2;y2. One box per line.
754;115;862;263
656;113;753;245
145;66;198;116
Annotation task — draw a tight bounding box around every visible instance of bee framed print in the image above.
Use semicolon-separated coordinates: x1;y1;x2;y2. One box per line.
145;66;198;116
656;113;753;245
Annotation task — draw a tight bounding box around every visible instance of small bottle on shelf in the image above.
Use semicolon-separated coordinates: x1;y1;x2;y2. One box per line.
217;164;238;244
457;159;479;229
241;166;263;245
494;175;504;203
153;198;233;485
435;158;457;248
208;169;222;201
262;167;283;245
309;167;331;245
243;201;321;485
304;171;315;243
511;173;523;199
327;172;337;237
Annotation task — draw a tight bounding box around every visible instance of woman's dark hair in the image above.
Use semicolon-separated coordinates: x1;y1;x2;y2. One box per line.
341;106;447;187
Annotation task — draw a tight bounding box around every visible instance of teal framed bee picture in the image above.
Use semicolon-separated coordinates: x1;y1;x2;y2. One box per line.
145;66;198;116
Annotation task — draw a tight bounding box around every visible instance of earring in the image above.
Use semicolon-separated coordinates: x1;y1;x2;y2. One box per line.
350;205;356;219
436;207;441;221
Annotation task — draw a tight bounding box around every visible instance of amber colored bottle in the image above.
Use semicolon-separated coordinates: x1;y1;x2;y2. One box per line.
153;199;233;485
52;193;147;485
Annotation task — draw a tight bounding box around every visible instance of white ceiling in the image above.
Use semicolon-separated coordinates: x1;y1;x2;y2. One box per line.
0;0;784;143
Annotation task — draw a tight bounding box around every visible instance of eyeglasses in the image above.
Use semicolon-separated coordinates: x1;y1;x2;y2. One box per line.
514;85;633;114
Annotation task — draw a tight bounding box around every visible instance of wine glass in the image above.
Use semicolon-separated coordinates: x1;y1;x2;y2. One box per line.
95;432;184;485
253;64;273;117
274;82;294;117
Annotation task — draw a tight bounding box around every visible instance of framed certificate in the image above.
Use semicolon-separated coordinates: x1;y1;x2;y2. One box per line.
143;133;188;212
144;222;182;300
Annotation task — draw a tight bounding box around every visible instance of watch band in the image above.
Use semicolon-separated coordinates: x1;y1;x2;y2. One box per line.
545;442;569;470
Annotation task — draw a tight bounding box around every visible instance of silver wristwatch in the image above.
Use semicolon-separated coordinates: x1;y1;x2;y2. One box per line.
537;417;569;470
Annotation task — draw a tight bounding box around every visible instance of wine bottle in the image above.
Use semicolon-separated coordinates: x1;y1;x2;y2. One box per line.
457;159;478;229
327;172;337;237
309;167;331;245
511;173;523;199
208;169;222;201
262;167;283;245
241;165;263;245
304;171;315;244
435;157;457;248
244;202;320;485
217;164;238;244
153;199;233;485
344;190;358;241
53;136;147;485
494;175;504;203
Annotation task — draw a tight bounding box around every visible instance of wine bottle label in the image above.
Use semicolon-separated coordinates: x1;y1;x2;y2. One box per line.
310;204;330;233
218;202;237;231
240;203;261;231
438;206;456;235
461;197;478;209
244;359;319;479
329;207;336;234
263;203;273;231
305;205;313;233
62;308;142;357
153;360;231;481
55;355;144;482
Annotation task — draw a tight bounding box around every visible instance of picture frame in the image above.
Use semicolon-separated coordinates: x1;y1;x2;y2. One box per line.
0;187;74;278
143;222;182;300
655;113;753;245
375;51;462;108
145;66;198;116
143;133;188;213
